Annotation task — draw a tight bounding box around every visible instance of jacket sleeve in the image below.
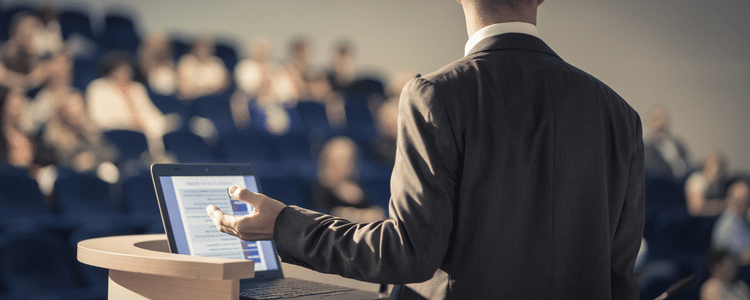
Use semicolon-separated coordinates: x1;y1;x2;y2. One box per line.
610;114;645;300
273;76;458;284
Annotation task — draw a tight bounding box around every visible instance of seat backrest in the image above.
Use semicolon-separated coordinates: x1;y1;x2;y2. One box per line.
0;175;48;218
53;173;118;216
0;231;78;295
259;175;309;208
104;129;150;161
219;132;278;163
121;172;160;217
59;9;95;40
163;131;217;163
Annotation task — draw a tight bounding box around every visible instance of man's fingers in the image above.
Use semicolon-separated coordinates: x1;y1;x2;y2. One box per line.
228;185;262;207
206;205;236;232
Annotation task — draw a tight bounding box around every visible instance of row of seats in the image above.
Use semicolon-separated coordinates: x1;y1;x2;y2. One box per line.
0;164;391;223
0;222;143;300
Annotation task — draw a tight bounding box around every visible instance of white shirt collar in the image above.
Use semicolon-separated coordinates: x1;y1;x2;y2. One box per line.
464;22;539;57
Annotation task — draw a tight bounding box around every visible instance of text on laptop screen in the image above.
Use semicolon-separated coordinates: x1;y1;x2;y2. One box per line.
159;175;278;272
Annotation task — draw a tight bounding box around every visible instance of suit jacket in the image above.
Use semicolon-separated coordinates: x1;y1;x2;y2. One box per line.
274;33;644;299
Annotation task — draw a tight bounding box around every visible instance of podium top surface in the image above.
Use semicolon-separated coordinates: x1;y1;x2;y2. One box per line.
78;234;254;280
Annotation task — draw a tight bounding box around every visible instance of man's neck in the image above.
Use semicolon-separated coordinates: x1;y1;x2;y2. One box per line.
462;3;538;37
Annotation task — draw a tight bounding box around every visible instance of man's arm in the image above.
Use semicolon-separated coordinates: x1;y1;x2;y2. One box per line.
610;115;645;299
210;77;459;284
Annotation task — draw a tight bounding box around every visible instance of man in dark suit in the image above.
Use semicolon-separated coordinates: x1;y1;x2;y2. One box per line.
208;0;645;298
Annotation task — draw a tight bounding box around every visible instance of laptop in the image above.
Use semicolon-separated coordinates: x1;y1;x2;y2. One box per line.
151;163;387;300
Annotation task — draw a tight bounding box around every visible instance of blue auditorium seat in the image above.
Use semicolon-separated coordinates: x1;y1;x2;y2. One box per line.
190;91;237;136
215;40;239;74
345;78;385;99
100;11;141;55
0;174;49;222
72;58;100;92
121;172;160;220
343;98;378;154
163;131;218;163
360;177;392;210
0;230;99;300
104;129;150;161
275;132;315;161
295;101;332;132
170;37;190;64
59;9;96;41
259;175;310;208
53;172;119;218
148;90;188;119
219;132;278;163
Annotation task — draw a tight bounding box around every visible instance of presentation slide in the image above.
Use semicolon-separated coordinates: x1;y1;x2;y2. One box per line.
169;176;269;271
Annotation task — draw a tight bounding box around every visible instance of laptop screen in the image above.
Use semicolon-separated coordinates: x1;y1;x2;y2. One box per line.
151;164;281;275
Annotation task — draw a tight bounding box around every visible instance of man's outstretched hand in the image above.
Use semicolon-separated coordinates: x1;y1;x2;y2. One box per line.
206;185;287;241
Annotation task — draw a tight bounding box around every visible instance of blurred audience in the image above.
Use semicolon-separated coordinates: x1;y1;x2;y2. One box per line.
315;137;385;223
0;86;48;175
284;37;344;128
86;51;175;156
42;87;119;173
701;249;750;300
644;105;691;181
3;12;43;74
27;55;76;134
34;4;65;58
326;39;356;94
283;36;324;101
232;37;294;134
712;180;750;265
176;36;228;99
138;31;177;95
1;12;50;89
685;151;730;216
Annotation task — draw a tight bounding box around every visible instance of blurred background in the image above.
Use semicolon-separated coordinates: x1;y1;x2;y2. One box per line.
0;0;748;299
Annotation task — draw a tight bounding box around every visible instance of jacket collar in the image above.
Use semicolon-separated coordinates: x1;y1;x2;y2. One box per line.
467;33;559;59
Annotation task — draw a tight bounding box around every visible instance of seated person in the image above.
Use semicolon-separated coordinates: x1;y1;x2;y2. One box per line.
232;37;294;133
138;32;177;95
1;12;50;90
712;180;750;265
326;39;356;94
0;86;50;176
315;137;385;223
371;99;398;165
701;249;750;300
176;36;228;99
644;105;691;181
27;55;77;135
86;51;175;157
42;90;119;173
685;151;730;216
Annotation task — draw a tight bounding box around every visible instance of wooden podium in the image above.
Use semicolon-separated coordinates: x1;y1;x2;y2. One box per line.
77;234;255;300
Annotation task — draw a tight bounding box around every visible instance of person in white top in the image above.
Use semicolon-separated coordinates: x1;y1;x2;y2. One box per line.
139;32;177;95
176;36;229;100
86;52;174;155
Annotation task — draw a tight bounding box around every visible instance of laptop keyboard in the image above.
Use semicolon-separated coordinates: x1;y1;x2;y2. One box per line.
240;278;354;299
